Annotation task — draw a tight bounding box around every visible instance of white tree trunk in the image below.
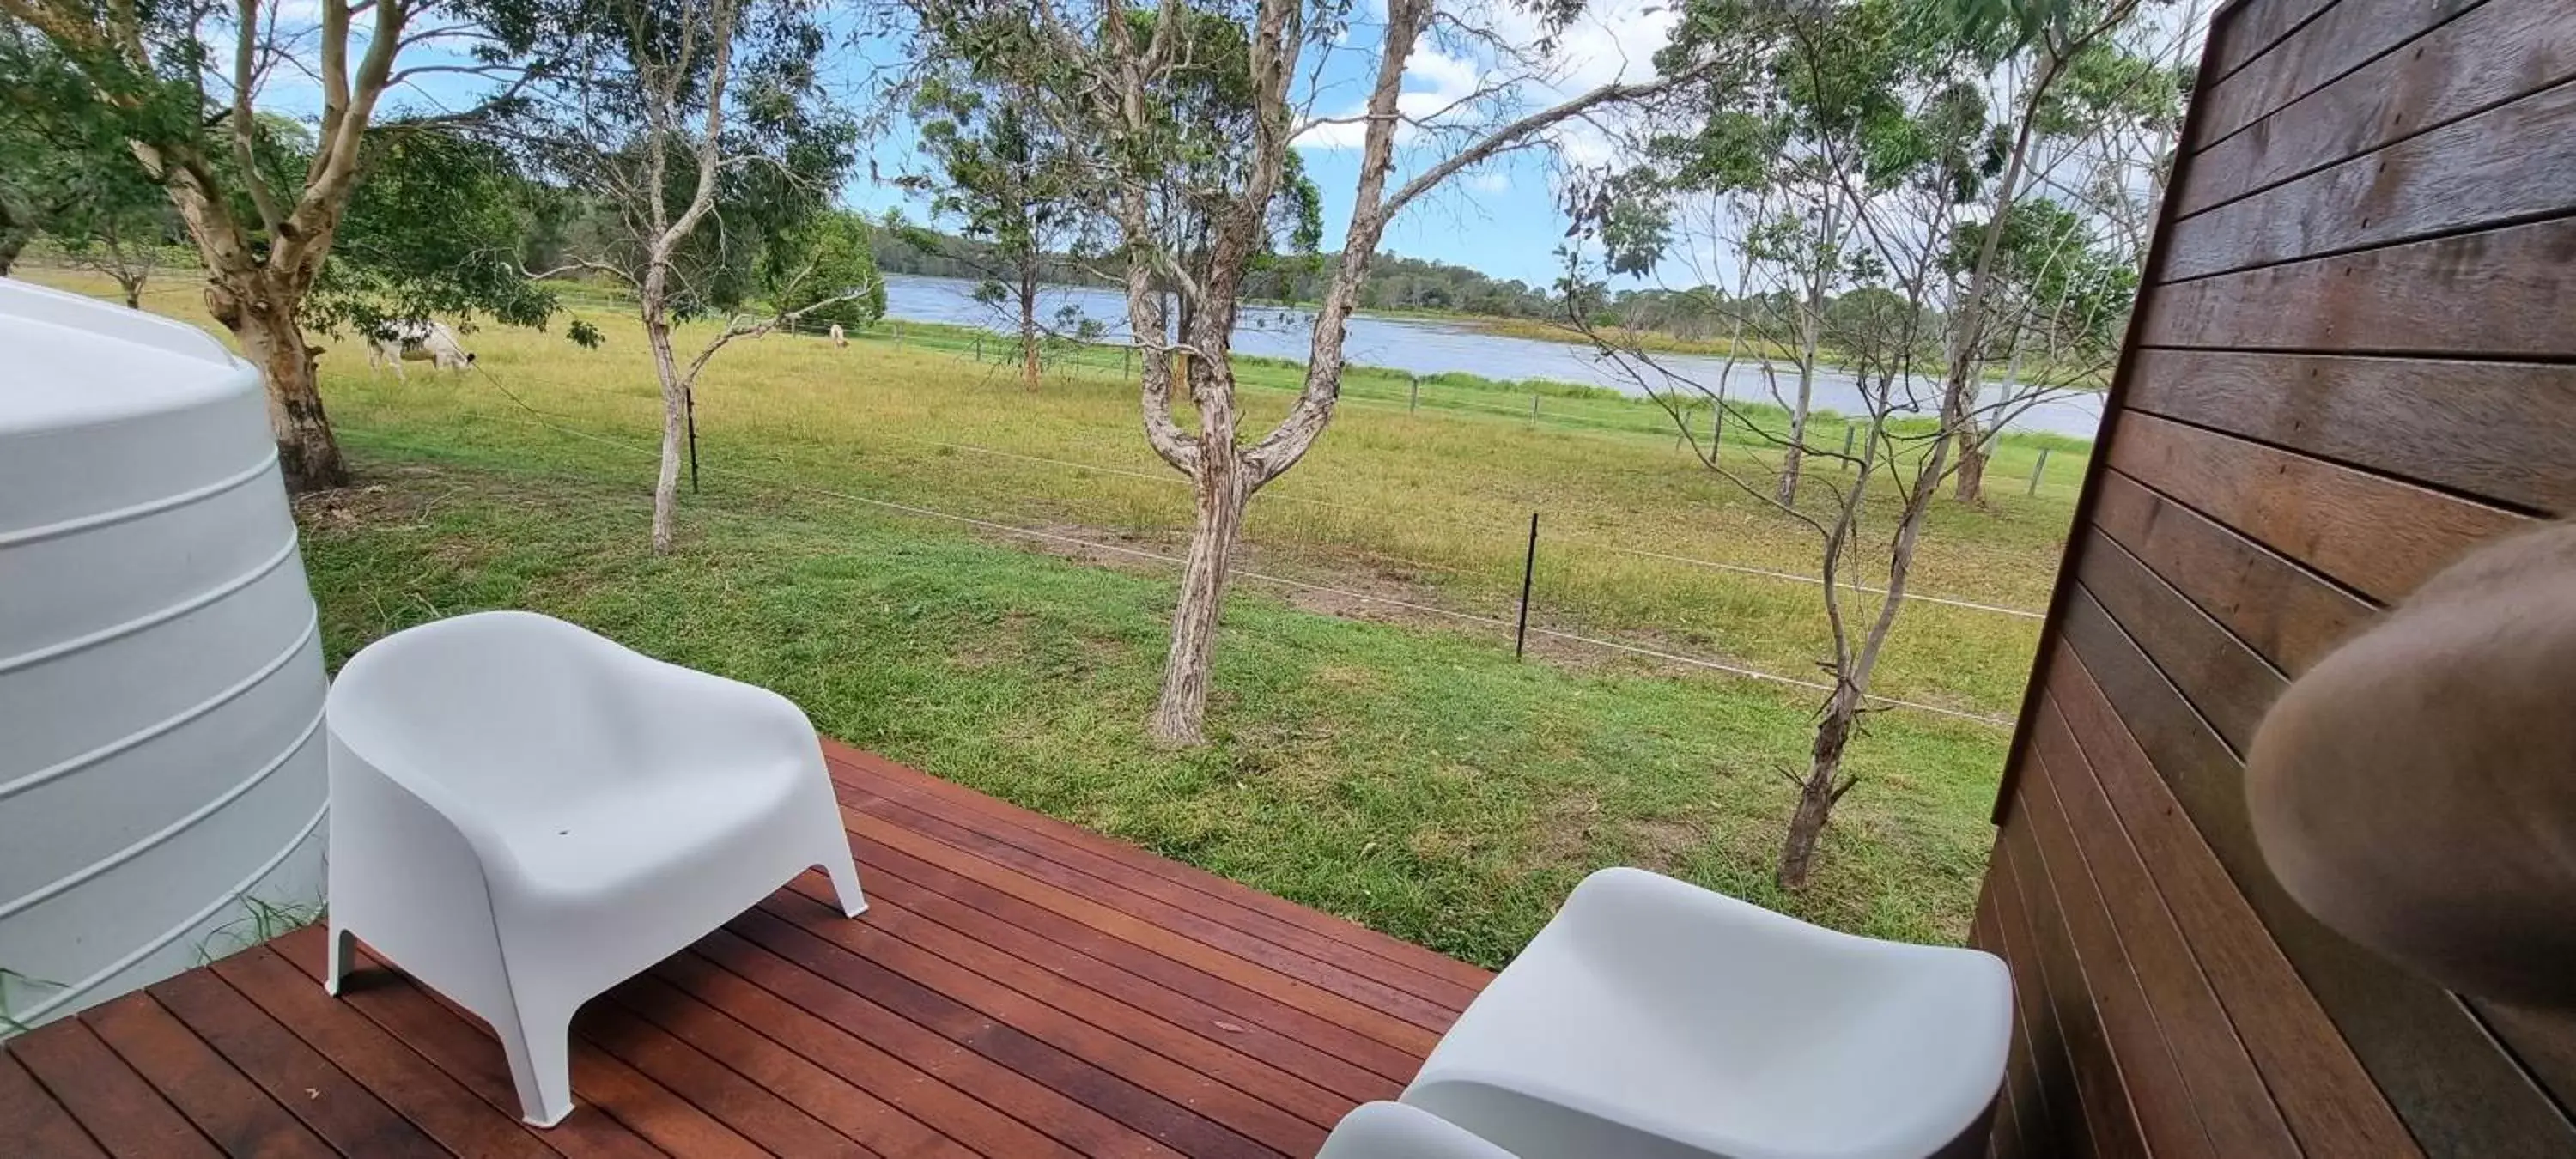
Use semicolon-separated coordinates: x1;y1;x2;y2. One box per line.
1151;452;1249;744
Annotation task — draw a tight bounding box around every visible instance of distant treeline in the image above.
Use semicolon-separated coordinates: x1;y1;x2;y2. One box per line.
869;222;1562;319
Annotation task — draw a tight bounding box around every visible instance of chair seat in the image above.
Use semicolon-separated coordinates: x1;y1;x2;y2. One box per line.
483;754;810;901
1403;868;2011;1159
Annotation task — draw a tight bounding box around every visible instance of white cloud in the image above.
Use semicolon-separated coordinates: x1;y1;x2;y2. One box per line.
1295;44;1486;150
1293;0;1678;162
1466;170;1510;193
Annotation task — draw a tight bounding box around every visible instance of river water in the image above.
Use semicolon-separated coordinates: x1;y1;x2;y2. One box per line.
882;272;2105;439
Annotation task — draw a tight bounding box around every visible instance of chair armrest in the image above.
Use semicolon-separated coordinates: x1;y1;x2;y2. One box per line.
1319;1103;1520;1159
326;732;520;1022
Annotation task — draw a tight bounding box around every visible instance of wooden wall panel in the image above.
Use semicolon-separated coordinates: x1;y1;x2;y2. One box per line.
1977;0;2576;1154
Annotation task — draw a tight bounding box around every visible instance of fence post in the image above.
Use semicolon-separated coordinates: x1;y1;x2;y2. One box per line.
1124;346;1133;376
1408;374;1419;413
2028;446;2051;496
1842;426;1856;458
1529;392;1540;426
684;385;700;494
1516;512;1539;658
974;334;982;360
894;321;903;349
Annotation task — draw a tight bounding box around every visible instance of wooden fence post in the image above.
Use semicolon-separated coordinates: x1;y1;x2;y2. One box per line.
2028;446;2051;496
1409;374;1419;413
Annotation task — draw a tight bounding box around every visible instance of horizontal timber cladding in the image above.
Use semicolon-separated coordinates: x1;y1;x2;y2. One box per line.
1974;0;2576;1155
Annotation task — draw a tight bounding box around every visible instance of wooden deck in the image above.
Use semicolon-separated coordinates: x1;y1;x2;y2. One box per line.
0;740;1488;1157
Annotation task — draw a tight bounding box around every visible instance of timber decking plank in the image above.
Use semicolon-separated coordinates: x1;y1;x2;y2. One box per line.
649;948;1081;1159
209;947;564;1159
81;992;336;1159
848;832;1427;1085
4;744;1446;1159
843;804;1445;1059
827;744;1491;995
2120;348;2576;517
0;1050;109;1158
145;967;446;1158
603;972;974;1159
2183;0;2576;215
571;995;874;1158
2138;215;2576;361
269;930;668;1159
821;857;1398;1104
824;742;1494;994
726;905;1273;1157
849;787;1461;1035
4;1020;216;1159
781;873;1353;1132
760;882;1330;1151
2103;411;2529;603
694;925;1182;1158
836;760;1479;1014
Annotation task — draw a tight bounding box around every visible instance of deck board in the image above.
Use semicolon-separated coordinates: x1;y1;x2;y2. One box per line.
1;744;1482;1156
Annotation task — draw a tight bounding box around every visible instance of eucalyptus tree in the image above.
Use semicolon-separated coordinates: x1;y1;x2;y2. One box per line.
1933;0;2178;500
900;17;1097;390
507;0;864;551
1564;0;2005;889
905;0;1716;744
0;0;570;489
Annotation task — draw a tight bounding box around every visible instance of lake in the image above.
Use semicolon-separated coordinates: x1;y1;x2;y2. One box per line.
882;273;2106;439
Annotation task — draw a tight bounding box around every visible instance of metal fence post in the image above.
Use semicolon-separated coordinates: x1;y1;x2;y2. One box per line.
2028;446;2051;496
1516;512;1539;658
684;386;700;494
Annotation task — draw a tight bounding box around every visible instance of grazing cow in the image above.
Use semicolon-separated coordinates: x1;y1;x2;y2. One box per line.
368;319;476;379
829;322;847;348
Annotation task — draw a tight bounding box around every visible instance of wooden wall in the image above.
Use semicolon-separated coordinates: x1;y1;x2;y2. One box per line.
1972;0;2576;1155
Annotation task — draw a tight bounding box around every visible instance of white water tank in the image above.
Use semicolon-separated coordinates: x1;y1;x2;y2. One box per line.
0;279;329;1029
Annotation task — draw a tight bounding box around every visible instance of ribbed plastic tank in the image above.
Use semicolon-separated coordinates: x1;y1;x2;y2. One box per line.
0;279;329;1030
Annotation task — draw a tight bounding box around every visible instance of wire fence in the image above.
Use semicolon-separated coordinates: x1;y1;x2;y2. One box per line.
414;356;2021;727
27;265;2040;725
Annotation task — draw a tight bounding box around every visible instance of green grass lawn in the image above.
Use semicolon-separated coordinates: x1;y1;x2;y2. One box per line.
27;268;2075;963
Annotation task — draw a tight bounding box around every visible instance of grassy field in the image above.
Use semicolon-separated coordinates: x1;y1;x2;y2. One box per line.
26;268;2083;963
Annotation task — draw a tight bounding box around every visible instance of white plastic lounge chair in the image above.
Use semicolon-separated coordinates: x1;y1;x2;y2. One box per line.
320;610;865;1126
1321;1101;1522;1158
1402;867;2011;1159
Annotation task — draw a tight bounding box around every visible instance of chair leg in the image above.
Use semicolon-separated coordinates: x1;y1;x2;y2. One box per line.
821;847;868;918
323;925;356;996
498;1000;576;1127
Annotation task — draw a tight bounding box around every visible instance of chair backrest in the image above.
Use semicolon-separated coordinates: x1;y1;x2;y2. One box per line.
327;611;655;810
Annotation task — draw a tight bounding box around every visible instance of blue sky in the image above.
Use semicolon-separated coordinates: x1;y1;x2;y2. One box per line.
841;0;1678;288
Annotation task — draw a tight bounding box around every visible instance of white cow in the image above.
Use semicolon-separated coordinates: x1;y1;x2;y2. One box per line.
829;323;847;348
368;319;476;379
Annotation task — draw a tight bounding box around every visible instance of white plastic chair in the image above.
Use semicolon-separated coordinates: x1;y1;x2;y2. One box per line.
1402;868;2010;1159
320;610;865;1126
1321;1101;1522;1159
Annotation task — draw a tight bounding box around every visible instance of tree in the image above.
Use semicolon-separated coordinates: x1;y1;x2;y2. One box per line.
509;0;863;552
1637;0;1918;506
768;209;888;331
901;19;1094;390
1566;0;2109;889
1933;0;2178;501
50;167;176;306
902;0;1711;744
0;0;568;490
